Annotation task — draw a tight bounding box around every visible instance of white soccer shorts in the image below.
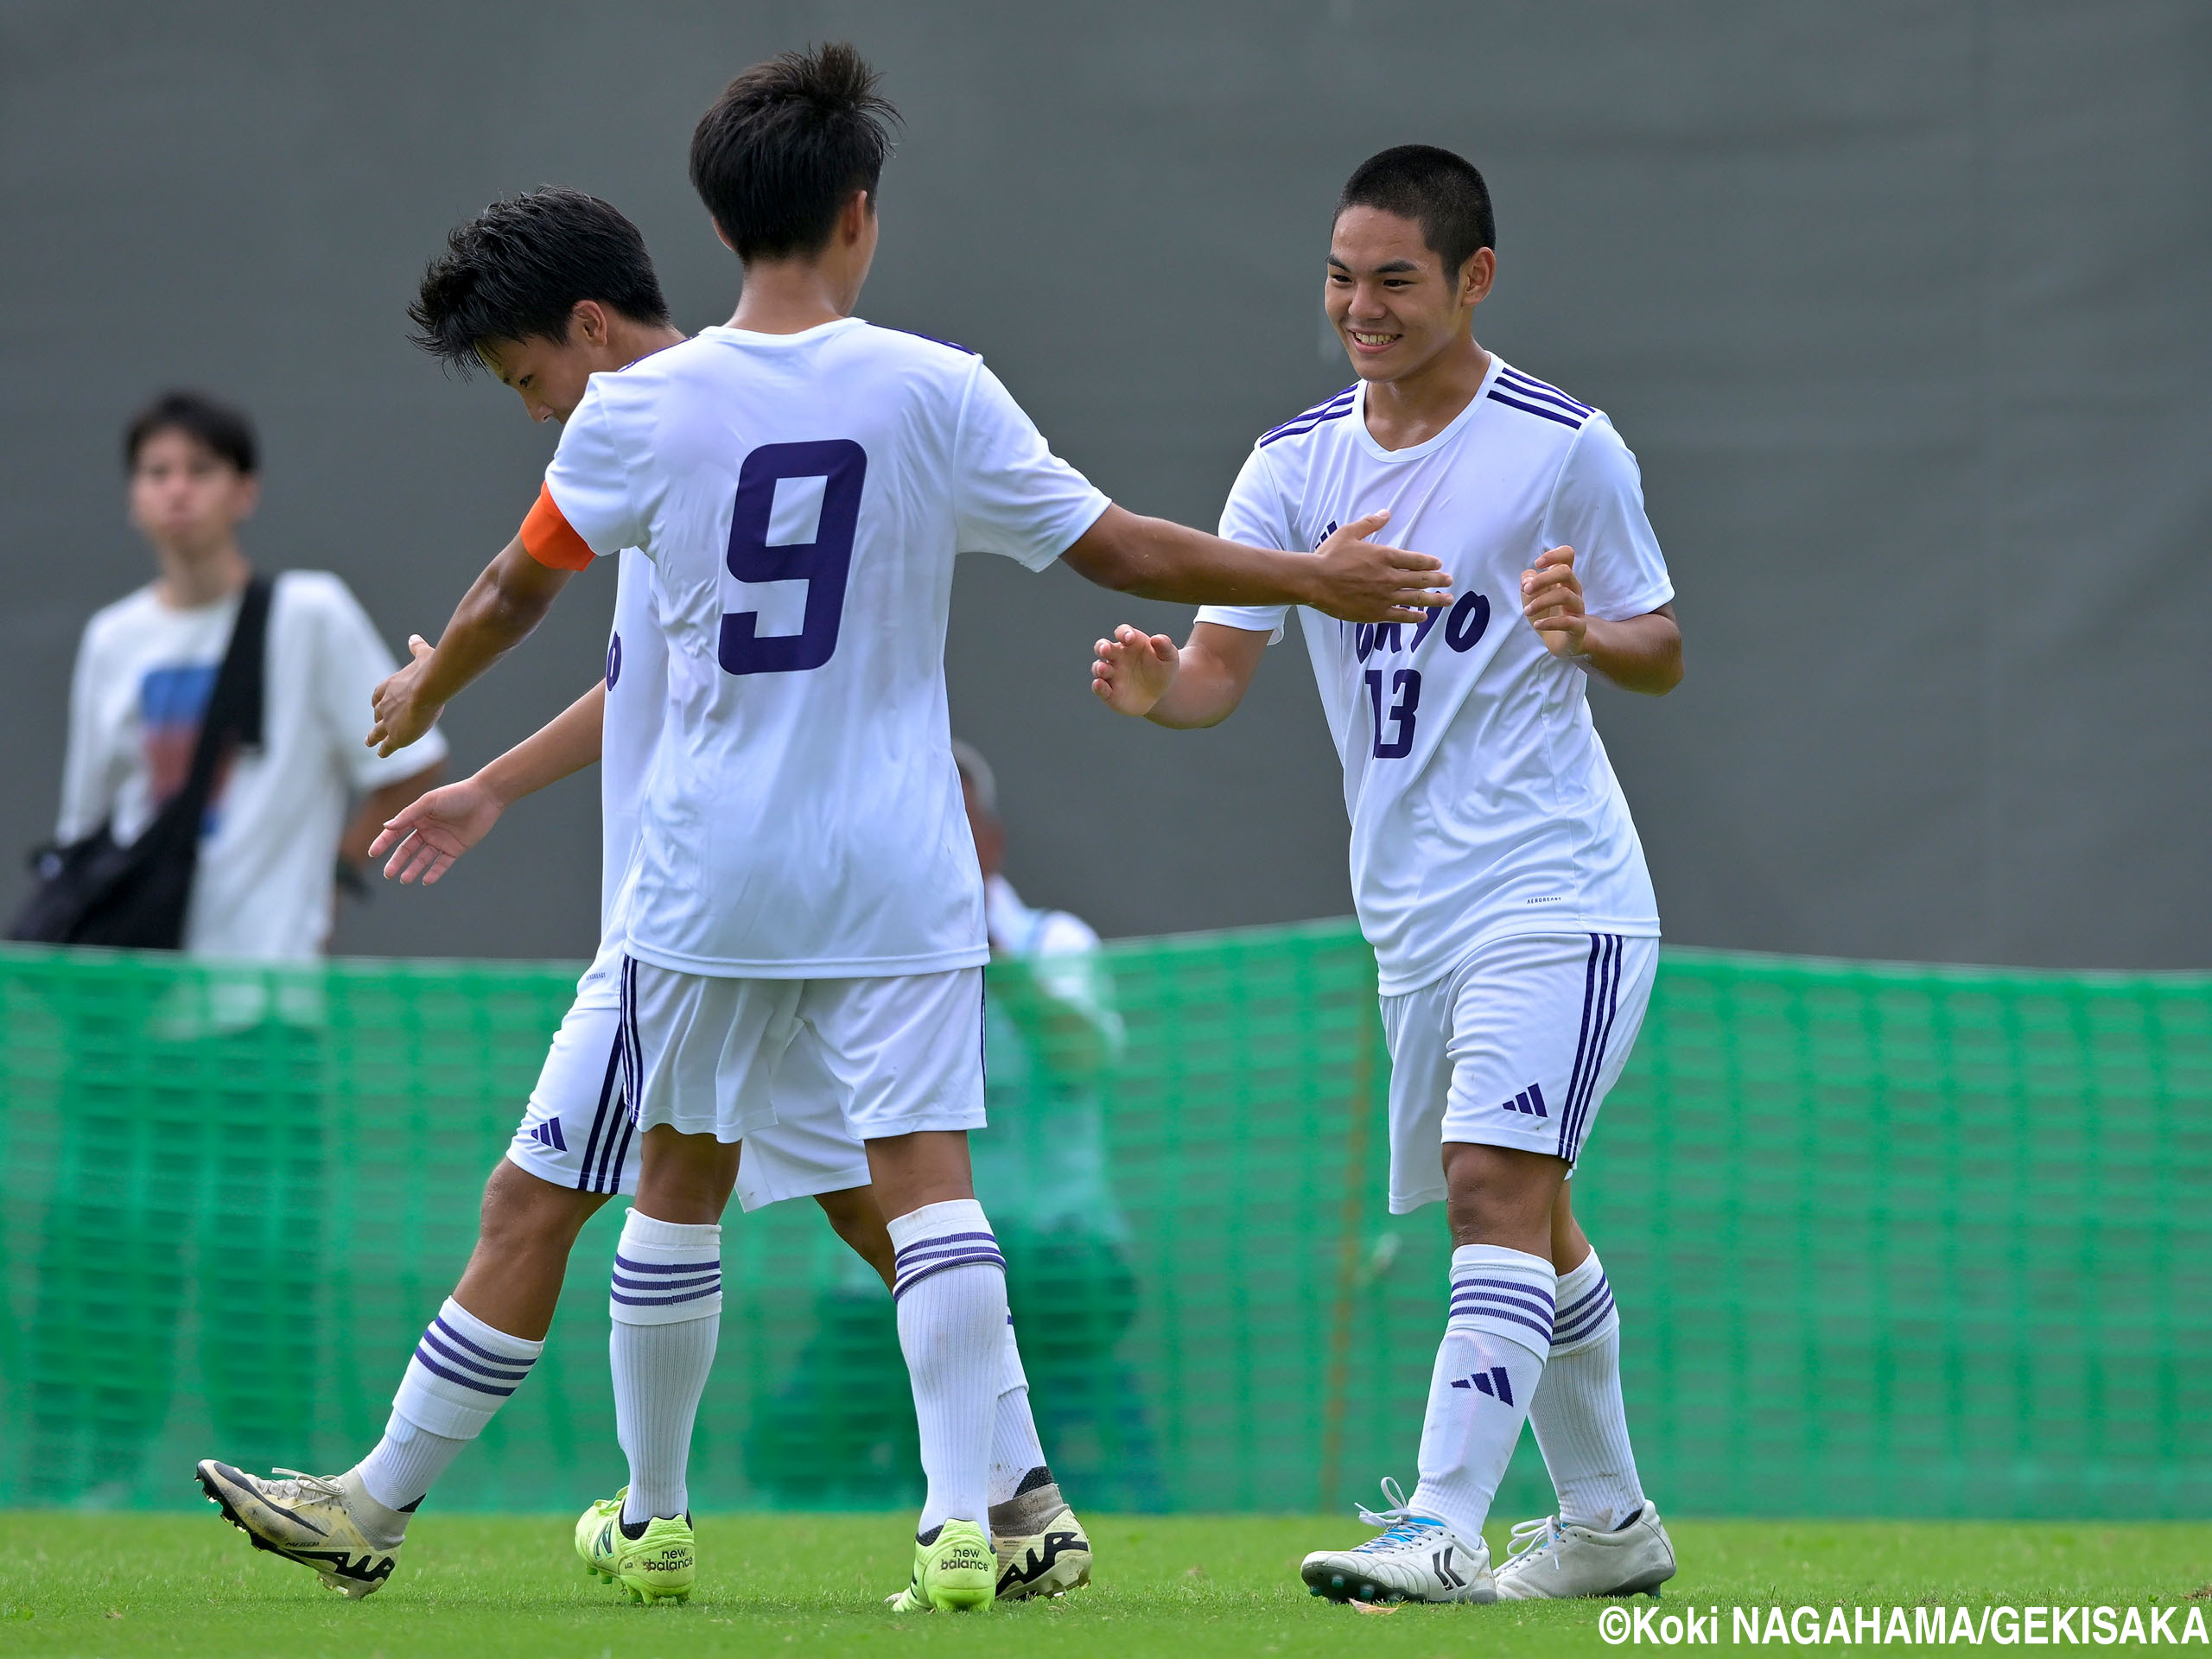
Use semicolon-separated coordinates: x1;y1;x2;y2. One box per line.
1380;931;1658;1213
504;994;874;1212
505;999;637;1196
618;956;987;1151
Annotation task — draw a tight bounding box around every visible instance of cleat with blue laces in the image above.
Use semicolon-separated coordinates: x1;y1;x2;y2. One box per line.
1298;1478;1496;1605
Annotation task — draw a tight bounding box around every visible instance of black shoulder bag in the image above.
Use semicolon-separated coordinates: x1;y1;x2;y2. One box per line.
10;575;272;949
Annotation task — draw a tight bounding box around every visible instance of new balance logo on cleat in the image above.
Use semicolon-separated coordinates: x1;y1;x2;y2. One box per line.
1451;1366;1515;1405
1500;1083;1548;1118
524;1117;568;1152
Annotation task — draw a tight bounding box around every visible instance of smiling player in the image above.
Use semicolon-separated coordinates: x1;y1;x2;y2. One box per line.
1092;146;1684;1605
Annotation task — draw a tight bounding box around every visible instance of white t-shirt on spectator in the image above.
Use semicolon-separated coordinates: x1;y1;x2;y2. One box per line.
56;570;448;961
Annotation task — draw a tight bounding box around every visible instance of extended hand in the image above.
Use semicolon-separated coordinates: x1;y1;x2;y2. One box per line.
366;635;442;758
1521;544;1586;658
367;773;507;886
1309;511;1451;624
1091;624;1179;716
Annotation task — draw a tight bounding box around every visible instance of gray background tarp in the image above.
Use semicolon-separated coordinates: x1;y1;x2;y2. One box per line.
3;2;2204;969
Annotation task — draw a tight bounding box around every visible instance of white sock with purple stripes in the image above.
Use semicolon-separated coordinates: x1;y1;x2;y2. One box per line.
609;1211;722;1527
888;1198;1008;1537
353;1298;544;1522
1529;1248;1646;1529
1407;1244;1557;1543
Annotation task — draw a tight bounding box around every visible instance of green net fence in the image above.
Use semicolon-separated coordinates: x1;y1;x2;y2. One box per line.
0;926;2205;1517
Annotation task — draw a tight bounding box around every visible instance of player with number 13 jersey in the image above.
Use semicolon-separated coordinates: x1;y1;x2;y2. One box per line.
1095;144;1685;1611
1205;346;1671;996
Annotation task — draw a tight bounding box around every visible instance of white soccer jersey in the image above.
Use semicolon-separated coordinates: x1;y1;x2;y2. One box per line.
1198;357;1674;995
537;318;1109;977
574;548;668;1010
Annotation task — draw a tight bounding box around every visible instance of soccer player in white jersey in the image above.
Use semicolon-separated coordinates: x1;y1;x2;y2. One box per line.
1092;146;1686;1606
194;188;1088;1606
359;49;1448;1613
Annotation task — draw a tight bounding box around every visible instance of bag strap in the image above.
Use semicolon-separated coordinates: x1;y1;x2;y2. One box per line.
176;573;273;804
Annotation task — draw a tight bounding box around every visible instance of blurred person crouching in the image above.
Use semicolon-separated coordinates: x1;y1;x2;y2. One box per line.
747;740;1164;1512
957;740;1166;1511
20;392;445;1505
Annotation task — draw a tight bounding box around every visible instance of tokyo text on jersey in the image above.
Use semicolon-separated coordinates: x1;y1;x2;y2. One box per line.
1198;358;1673;995
572;548;668;1011
526;318;1109;977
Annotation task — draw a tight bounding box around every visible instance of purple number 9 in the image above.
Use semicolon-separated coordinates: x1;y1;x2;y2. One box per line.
718;439;868;676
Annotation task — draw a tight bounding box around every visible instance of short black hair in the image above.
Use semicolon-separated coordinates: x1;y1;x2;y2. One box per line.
1336;145;1497;278
690;42;899;263
409;187;671;374
124;391;257;475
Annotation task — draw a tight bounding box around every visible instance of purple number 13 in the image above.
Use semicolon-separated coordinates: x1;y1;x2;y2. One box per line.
718;439;867;676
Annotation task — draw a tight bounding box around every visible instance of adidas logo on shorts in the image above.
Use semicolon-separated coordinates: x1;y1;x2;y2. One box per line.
1499;1083;1548;1118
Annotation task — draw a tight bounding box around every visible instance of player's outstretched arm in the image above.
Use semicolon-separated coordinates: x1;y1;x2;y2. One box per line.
1062;505;1449;625
365;537;572;757
1520;544;1683;695
369;679;607;886
1091;621;1271;728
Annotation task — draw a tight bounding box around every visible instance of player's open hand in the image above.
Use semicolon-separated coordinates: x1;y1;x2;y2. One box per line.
368;773;506;887
366;635;442;758
1308;511;1452;625
1521;544;1586;658
1091;624;1179;716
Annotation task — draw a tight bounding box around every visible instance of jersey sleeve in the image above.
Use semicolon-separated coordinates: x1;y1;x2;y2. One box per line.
1194;445;1294;644
1545;415;1675;621
951;362;1111;570
537;378;640;563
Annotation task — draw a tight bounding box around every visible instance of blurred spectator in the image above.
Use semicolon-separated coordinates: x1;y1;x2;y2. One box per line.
50;391;444;958
27;392;445;1506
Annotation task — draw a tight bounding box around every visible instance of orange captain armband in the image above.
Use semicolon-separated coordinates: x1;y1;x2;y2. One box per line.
519;482;595;571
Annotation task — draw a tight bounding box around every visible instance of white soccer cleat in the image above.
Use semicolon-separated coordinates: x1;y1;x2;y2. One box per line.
195;1460;400;1599
1299;1478;1495;1605
990;1489;1092;1600
1493;1501;1676;1599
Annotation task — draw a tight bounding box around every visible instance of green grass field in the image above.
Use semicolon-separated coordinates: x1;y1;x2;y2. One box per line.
3;1514;2209;1658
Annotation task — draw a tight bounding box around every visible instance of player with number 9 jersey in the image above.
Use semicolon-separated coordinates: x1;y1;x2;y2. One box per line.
528;321;1106;980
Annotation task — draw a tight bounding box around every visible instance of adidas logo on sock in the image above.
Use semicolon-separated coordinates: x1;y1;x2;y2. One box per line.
1450;1366;1515;1405
1499;1083;1548;1118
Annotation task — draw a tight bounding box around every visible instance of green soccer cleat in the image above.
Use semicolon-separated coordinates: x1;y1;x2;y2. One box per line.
887;1518;996;1612
574;1491;626;1584
574;1495;695;1604
194;1460;401;1599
